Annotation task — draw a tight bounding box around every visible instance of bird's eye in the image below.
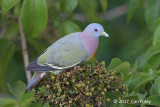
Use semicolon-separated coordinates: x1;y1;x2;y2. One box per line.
94;28;98;32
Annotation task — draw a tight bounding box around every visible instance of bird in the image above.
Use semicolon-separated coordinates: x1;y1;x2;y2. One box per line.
25;23;109;93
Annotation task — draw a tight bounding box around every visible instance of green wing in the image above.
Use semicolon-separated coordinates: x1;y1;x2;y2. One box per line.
37;32;89;69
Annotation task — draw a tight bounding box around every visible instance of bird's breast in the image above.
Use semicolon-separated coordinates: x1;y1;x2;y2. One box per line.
80;32;99;60
87;47;98;60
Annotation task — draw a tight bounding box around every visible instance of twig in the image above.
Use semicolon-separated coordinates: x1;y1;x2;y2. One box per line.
0;27;7;38
73;4;127;21
18;16;31;83
101;4;127;20
0;10;17;19
0;19;15;28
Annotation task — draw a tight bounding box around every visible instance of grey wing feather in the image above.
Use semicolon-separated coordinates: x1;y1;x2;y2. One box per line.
38;32;89;69
26;58;55;72
27;32;88;72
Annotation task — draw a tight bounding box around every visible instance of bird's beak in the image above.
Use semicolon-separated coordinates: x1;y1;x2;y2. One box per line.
101;32;109;37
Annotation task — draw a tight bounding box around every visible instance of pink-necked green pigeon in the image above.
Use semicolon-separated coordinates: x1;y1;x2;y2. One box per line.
25;23;109;93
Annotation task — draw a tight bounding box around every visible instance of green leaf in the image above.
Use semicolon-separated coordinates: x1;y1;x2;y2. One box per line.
0;44;15;92
143;54;160;72
146;95;160;106
107;58;122;70
0;98;18;107
60;0;78;13
7;81;26;101
3;22;19;39
78;0;99;22
153;24;160;45
150;83;156;95
20;0;48;38
155;77;160;95
19;98;33;107
43;103;50;107
145;0;160;32
14;1;21;16
0;38;11;55
19;90;35;107
129;73;154;92
137;92;147;100
127;0;143;24
28;39;46;54
61;20;81;36
107;58;130;81
124;96;138;102
114;62;130;77
1;0;20;15
99;0;108;12
141;45;160;69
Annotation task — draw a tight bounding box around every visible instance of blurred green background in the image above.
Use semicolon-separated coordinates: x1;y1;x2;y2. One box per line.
1;0;160;106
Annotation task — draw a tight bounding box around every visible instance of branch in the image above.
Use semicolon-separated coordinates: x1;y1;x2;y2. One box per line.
73;4;127;21
18;16;31;83
0;10;17;19
0;4;127;23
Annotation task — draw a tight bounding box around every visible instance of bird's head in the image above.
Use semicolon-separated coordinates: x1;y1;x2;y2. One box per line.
85;23;109;39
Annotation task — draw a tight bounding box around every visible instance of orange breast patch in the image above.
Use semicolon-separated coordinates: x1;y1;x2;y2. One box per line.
87;50;97;61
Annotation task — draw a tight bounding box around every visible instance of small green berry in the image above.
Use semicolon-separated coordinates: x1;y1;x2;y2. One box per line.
85;104;90;107
71;79;75;83
57;92;61;96
107;85;110;89
67;72;70;76
101;61;105;66
74;87;78;91
115;88;119;92
98;87;101;91
126;88;129;92
104;88;107;92
82;83;85;87
51;76;55;80
110;76;114;80
118;97;121;100
89;92;92;96
66;82;69;85
52;86;56;90
46;84;50;89
87;81;90;85
122;84;126;88
48;95;52;99
101;91;105;95
122;91;126;95
99;75;103;78
90;88;94;92
85;92;90;96
63;78;67;81
77;84;81;88
111;72;114;75
61;95;66;99
85;86;89;91
106;98;110;102
58;89;62;92
69;100;72;104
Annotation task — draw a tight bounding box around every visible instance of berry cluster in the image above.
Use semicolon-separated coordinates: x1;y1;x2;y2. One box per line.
33;61;128;106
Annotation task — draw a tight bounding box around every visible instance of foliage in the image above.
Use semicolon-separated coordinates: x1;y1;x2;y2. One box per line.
0;0;160;106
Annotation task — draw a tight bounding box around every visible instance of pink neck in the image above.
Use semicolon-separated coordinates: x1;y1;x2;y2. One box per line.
80;30;99;55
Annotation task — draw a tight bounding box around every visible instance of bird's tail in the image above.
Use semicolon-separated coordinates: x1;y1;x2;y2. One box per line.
25;72;45;93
